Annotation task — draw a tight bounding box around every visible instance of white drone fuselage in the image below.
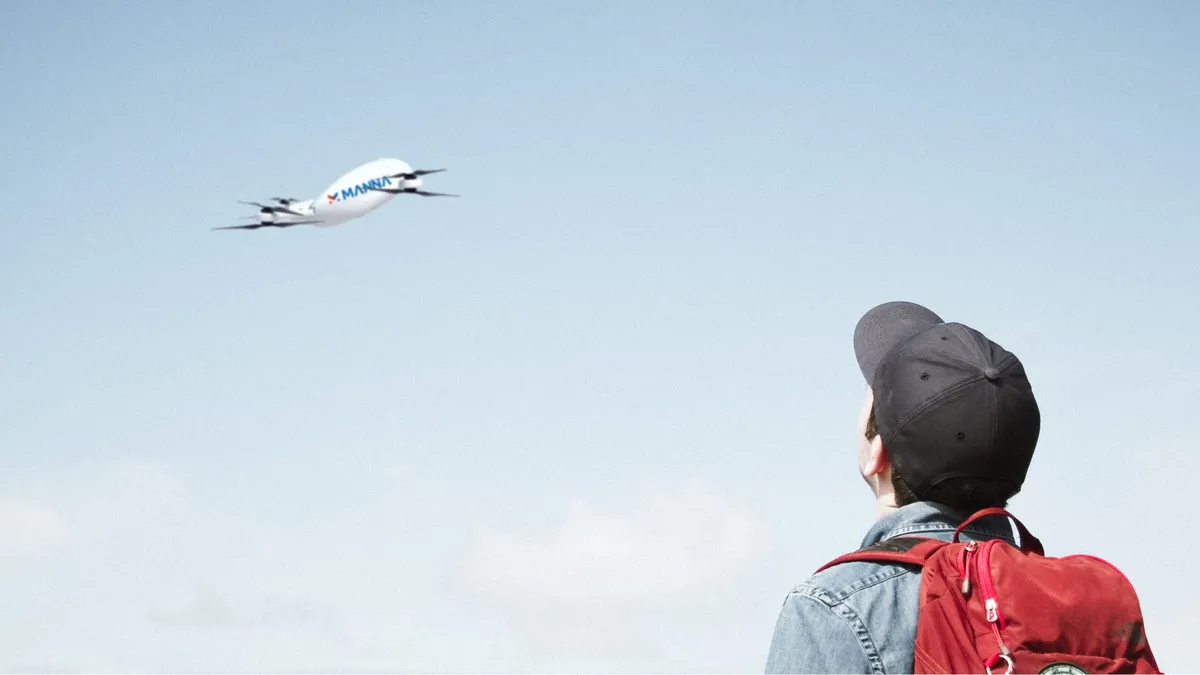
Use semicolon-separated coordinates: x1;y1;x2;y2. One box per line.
309;157;422;226
245;158;433;228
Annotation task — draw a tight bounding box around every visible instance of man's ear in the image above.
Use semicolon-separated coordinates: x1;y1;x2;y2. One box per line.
862;434;891;479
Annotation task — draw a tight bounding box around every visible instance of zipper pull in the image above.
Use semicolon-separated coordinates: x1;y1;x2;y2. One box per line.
986;598;999;623
961;541;976;595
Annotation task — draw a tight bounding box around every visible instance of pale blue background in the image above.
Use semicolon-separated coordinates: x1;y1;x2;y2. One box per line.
2;2;1196;671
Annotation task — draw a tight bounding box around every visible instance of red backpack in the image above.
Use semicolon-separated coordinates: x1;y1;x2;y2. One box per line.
818;508;1160;674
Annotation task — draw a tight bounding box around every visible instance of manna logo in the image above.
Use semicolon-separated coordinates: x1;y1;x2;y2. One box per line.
327;176;394;203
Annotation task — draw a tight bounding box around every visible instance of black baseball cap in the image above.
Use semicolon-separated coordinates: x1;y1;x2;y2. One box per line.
853;301;1040;498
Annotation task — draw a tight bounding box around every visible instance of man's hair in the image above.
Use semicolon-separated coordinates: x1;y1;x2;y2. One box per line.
865;404;1017;512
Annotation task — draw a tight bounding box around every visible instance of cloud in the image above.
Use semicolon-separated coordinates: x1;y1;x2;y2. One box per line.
450;482;771;671
149;582;343;635
149;583;238;629
0;499;67;557
0;460;185;563
457;481;768;606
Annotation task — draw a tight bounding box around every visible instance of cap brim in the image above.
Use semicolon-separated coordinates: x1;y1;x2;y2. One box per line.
854;301;944;385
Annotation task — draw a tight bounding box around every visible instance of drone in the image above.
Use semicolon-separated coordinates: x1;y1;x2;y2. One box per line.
215;158;456;231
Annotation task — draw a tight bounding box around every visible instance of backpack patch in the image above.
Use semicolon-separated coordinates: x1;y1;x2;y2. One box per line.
1038;663;1088;675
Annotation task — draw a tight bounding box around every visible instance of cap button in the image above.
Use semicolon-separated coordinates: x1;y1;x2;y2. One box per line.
983;366;999;380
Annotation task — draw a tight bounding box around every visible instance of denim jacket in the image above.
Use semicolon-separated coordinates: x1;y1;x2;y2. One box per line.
764;501;1018;674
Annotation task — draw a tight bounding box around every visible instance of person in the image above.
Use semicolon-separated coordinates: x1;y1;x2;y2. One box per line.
764;301;1042;673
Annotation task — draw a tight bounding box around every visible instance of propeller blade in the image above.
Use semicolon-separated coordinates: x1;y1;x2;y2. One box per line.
213;220;321;231
239;200;307;216
389;168;447;179
368;186;458;197
214;223;275;230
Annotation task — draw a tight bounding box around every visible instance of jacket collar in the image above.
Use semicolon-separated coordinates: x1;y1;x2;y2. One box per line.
860;501;1020;548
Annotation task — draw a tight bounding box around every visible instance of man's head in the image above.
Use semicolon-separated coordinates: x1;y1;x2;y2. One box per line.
852;301;1040;515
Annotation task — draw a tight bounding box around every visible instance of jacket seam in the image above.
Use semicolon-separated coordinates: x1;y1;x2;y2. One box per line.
819;566;913;603
794;586;887;673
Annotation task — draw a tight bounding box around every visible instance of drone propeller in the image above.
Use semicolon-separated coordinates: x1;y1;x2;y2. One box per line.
389;168;447;180
371;186;459;197
213;219;320;231
238;200;306;216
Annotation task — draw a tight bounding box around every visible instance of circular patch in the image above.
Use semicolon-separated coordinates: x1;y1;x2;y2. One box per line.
1038;663;1088;675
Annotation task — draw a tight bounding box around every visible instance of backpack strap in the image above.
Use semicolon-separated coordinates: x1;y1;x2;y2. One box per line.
953;507;1045;555
816;536;950;574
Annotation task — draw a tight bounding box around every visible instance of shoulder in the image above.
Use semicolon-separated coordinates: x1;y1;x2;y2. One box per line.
765;559;924;673
797;555;922;607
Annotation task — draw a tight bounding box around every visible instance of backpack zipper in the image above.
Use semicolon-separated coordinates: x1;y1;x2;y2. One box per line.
977;540;1006;628
976;539;1013;665
959;541;976;595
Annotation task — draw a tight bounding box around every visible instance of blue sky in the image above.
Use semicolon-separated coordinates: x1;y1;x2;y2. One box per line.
2;1;1197;671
